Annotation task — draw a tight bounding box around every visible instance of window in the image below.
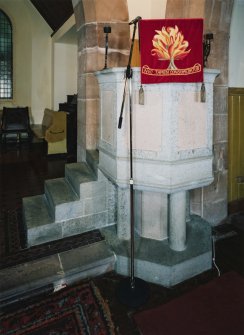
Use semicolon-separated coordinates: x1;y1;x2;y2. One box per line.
0;10;13;99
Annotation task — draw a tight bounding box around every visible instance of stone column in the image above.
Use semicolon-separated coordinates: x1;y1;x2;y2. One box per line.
169;191;187;251
135;191;168;241
72;0;130;162
166;0;234;225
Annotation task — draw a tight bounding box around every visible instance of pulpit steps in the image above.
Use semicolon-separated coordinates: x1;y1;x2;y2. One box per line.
23;157;114;247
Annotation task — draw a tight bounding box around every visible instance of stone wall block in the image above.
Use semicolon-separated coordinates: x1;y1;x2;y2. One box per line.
109;52;130;68
190;169;228;223
75;0;129;24
190;201;202;218
213;114;228;144
203;198;228;225
213;143;228;171
208;32;229;84
205;0;234;32
85;99;99;126
166;0;189;18
77;76;86;100
78;74;99;100
95;0;129;22
77;98;98;150
77;121;86;145
77;124;86;144
200;171;228;225
205;0;222;32
188;0;205;17
213;85;228;115
204;0;212;31
203;170;228;203
86;123;98;149
97;22;130;50
190;187;202;204
78;24;97;50
78;50;103;73
219;0;234;32
167;0;204;18
77;143;86;162
87;51;104;73
77;51;86;74
80;0;96;23
77;99;86;125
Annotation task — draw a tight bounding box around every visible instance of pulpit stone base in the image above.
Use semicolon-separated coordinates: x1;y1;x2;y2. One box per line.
101;215;212;287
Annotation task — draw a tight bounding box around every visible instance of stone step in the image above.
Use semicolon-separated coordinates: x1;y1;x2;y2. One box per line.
65;162;97;196
23;160;111;247
23;194;61;246
23;194;52;228
0;239;116;309
65;162;107;202
24;195;109;247
44;178;80;221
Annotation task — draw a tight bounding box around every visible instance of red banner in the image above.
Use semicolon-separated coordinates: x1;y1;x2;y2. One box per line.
139;19;203;84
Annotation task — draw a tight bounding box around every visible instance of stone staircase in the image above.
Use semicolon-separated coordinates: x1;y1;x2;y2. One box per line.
23;151;116;247
0;152;117;308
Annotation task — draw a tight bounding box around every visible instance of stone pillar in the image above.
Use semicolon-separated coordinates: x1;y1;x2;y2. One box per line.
169;191;187;251
200;0;234;224
72;0;130;162
166;0;234;225
135;191;168;241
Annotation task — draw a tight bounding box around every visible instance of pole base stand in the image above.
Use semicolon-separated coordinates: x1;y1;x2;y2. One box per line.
116;277;150;308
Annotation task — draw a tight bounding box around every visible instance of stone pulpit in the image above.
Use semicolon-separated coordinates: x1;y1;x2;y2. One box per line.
96;67;219;286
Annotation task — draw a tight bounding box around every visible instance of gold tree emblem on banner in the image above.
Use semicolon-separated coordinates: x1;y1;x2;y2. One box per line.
151;25;191;70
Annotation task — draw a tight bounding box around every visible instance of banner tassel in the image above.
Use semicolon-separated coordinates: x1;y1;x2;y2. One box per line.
139;85;144;105
201;82;206;103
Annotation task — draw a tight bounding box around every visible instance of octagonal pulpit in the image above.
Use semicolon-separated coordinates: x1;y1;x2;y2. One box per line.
96;67;219;251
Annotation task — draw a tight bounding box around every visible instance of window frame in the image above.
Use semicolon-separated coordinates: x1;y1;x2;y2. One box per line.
0;9;13;100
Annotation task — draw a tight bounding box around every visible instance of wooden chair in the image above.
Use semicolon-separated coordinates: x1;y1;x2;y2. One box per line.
0;106;32;144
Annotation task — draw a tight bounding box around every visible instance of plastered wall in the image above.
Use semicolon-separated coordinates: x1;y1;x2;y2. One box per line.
0;0;52;124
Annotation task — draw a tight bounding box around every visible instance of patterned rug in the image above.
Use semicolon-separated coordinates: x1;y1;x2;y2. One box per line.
0;281;116;335
0;211;5;257
0;207;26;257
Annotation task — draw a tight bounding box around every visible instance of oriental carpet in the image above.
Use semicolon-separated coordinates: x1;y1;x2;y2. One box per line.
0;281;116;335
